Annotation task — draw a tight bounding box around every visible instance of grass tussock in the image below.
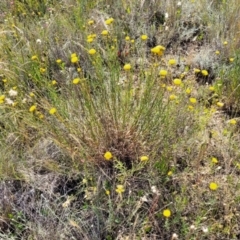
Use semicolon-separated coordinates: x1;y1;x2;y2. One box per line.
1;0;240;239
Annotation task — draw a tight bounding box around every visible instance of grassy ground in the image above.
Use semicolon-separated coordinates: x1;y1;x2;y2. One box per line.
1;0;240;239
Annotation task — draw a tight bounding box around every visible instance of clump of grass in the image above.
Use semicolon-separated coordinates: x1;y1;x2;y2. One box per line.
1;0;240;239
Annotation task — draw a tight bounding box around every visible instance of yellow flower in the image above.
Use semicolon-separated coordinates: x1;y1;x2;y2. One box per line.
131;39;135;43
29;92;35;97
215;50;220;55
49;108;57;115
201;70;208;76
173;78;182;86
229;119;237;125
71;56;78;63
189;97;197;104
87;34;96;39
105;17;114;25
104;151;113;160
115;185;125;194
71;53;77;58
52;80;57;85
194;68;201;73
88;20;94;25
140;156;149;161
168;59;176;65
87;37;94;43
72;78;81;84
101;30;109;35
159;69;168;77
223;41;228;45
0;95;5;101
209;86;215;91
29;105;37;112
40;68;46;73
166;86;173;92
56;59;62;64
88;49;96;55
38;113;44;119
229;58;234;62
188;105;194;111
151;45;165;56
211;157;218;164
123;64;131;71
209;182;218;191
125;36;130;41
141;35;148;40
185;88;191;94
169;94;177;100
105;190;110;195
31;55;38;61
163;209;171;218
217;102;224;107
167;171;173;176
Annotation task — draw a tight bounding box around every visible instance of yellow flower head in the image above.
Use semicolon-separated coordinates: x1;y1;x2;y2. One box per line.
125;36;130;41
217;102;224;107
88;20;94;25
71;56;79;63
215;50;220;55
168;59;176;66
105;17;114;25
229;58;234;62
0;95;5;101
223;41;228;45
159;69;168;77
88;48;96;55
52;80;57;85
49;108;57;115
140;156;149;161
166;86;173;92
151;45;165;56
87;37;94;43
56;59;62;64
101;30;109;36
123;64;131;71
169;94;177;100
29;105;36;112
188;105;194;111
31;55;38;61
209;182;218;191
229;119;237;125
173;78;182;86
141;35;148;40
29;92;35;97
40;68;46;73
194;68;201;73
163;209;171;218
72;78;81;84
185;88;191;94
209;86;215;91
104;151;113;160
189;97;197;104
115;185;125;194
211;157;218;164
201;70;208;76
